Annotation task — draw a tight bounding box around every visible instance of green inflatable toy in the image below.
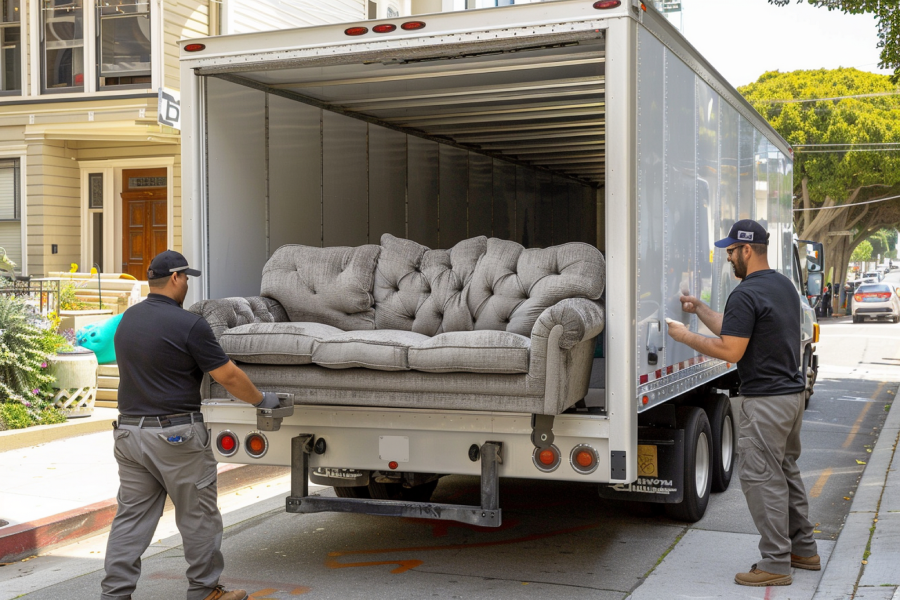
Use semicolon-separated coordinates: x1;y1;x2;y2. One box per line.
76;313;124;364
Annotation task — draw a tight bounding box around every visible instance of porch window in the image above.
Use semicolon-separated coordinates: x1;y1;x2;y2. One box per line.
0;159;22;269
88;172;103;266
41;0;84;91
0;0;21;93
97;0;151;88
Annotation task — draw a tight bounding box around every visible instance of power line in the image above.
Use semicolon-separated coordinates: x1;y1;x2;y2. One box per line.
793;143;900;147
757;90;900;104
794;148;900;154
793;193;900;212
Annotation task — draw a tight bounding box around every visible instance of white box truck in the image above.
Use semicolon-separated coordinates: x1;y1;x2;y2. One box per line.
179;0;823;524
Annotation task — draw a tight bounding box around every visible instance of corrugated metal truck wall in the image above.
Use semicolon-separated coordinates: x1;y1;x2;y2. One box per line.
205;77;599;298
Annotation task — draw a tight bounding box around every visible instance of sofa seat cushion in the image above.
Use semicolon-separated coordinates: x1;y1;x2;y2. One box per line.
312;330;430;371
408;330;531;374
220;322;343;365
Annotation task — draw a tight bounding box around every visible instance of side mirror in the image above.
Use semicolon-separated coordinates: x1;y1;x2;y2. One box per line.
807;272;824;299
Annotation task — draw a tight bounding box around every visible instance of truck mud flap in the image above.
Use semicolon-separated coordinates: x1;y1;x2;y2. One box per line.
286;435;503;528
597;428;684;504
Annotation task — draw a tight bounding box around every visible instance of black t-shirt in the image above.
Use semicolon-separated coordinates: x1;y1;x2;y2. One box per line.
720;269;805;397
115;294;230;416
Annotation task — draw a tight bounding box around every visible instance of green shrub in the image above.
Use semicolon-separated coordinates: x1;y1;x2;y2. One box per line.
0;401;33;429
0;295;55;403
39;407;68;425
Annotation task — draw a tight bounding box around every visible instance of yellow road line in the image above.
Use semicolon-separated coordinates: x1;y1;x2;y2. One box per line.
809;467;833;498
841;381;886;449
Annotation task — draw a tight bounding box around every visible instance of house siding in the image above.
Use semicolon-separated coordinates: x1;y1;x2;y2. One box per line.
163;0;211;91
225;0;365;34
27;139;81;276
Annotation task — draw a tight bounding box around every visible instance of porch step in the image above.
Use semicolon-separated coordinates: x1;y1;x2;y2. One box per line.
96;400;118;409
98;364;119;377
97;388;119;402
98;376;119;389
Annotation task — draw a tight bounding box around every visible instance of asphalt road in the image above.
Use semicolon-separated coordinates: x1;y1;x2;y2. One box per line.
4;318;898;600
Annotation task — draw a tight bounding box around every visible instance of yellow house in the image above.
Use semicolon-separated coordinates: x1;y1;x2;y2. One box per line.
0;0;417;278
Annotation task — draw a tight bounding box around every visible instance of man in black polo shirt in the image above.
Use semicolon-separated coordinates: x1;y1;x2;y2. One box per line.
667;220;819;587
101;250;280;600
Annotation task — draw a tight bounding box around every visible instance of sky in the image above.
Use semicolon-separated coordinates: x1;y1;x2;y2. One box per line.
675;0;891;89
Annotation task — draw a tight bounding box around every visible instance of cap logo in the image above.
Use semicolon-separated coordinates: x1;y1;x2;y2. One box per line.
737;230;754;241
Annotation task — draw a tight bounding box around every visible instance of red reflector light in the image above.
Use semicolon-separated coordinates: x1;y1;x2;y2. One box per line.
639;374;648;385
539;449;555;465
184;43;206;52
245;433;268;458
593;0;621;8
576;451;594;468
216;431;239;457
344;26;368;36
401;21;426;30
388;461;399;470
372;23;396;33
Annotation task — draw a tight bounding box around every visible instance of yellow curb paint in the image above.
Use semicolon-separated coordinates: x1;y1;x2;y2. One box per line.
842;381;886;450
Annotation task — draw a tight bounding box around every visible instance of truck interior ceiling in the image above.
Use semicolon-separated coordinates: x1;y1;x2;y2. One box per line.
202;33;607;299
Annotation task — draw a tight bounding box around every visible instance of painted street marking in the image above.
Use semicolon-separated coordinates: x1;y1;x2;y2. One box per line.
842;382;885;450
837;396;886;403
809;467;833;498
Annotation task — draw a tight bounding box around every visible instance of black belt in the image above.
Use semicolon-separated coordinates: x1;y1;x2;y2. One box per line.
118;413;203;428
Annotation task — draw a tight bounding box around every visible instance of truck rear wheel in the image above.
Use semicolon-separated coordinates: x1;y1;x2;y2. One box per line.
703;394;735;493
664;406;712;522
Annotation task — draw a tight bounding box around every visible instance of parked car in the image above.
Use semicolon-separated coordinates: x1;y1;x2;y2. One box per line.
852;283;900;323
864;271;884;282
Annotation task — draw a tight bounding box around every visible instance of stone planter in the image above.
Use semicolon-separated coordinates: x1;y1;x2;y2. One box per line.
48;348;99;419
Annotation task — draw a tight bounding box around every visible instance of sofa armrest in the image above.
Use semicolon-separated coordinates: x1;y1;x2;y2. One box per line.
188;296;289;340
531;298;605;350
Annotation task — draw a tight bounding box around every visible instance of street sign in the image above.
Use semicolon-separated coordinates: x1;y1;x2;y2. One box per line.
158;88;181;131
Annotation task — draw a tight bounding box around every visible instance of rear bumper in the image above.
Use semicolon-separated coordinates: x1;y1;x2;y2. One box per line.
854;305;895;314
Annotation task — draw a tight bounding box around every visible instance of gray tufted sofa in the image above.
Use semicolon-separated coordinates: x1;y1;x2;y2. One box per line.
189;234;606;416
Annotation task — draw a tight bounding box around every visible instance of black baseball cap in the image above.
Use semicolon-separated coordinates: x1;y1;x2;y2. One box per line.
147;250;201;280
714;219;769;248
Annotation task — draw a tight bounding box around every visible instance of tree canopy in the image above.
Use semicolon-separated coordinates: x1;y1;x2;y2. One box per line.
738;68;900;287
851;239;873;262
768;0;900;81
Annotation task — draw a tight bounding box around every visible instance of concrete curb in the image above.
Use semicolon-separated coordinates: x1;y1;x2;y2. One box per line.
0;408;118;453
0;463;290;564
813;385;900;600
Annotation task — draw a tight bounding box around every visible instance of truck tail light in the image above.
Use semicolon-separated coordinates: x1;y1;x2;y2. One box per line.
216;431;239;457
854;294;863;302
570;444;599;474
372;24;396;33
401;21;426;30
245;432;268;458
344;26;369;36
593;0;621;8
532;445;561;472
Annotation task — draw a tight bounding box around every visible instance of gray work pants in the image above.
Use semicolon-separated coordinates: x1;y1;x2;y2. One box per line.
100;419;224;600
737;392;818;575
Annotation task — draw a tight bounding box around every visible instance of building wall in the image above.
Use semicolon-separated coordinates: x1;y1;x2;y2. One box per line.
164;0;211;91
224;0;365;34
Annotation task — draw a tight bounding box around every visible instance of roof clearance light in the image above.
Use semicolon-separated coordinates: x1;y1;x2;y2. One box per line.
401;21;426;31
344;26;369;36
373;24;396;33
184;43;206;52
593;0;621;9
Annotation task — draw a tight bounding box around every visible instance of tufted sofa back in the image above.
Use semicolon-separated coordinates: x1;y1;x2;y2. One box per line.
261;244;381;331
467;238;606;336
259;236;604;336
373;234;486;336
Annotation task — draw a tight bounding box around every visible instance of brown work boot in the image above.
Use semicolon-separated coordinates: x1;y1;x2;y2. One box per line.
202;586;248;600
791;553;821;570
734;564;792;587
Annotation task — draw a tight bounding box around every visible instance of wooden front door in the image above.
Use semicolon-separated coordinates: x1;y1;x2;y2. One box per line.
121;168;168;279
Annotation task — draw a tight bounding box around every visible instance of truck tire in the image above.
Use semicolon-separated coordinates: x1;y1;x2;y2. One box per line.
334;486;371;499
702;394;735;493
664;406;712;523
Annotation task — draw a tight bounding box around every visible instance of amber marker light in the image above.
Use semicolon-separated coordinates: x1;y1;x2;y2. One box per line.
813;323;820;344
245;432;268;458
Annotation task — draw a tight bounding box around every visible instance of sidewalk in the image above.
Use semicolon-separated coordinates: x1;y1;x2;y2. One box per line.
0;416;288;563
813;388;900;600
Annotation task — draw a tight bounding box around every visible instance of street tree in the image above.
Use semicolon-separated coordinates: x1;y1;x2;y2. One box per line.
851;240;873;262
767;0;900;81
739;68;900;290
